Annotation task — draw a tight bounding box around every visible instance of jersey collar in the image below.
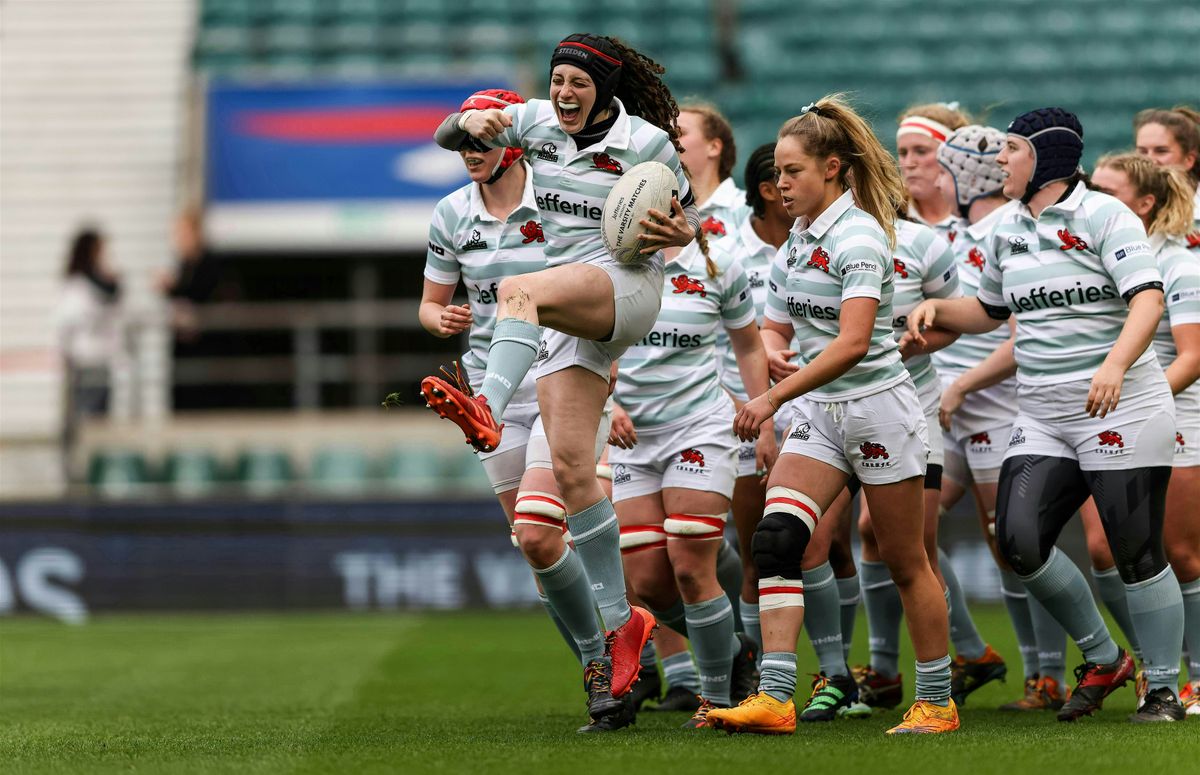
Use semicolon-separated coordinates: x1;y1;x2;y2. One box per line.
468;160;538;223
906;202;958;231
701;177;742;212
792;189;854;240
1014;180;1088;220
965;200;1014;241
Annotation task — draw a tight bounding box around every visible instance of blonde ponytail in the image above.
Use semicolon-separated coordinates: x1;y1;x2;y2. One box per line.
1096;152;1194;238
779;94;906;248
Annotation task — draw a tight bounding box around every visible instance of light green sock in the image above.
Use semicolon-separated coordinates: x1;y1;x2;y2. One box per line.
760;651;797;703
1022;549;1118;665
1092;565;1142;660
565;498;630;631
538;592;582;662
940;549;987;660
837;574;860;662
1125;567;1184;696
685;594;737;706
861;560;902;677
915;655;953;706
802;562;847;677
1028;591;1067;685
479;317;541;416
716;539;744;632
999;569;1039;678
533;547;605;663
1181;578;1200;680
647;599;689;638
662;651;701;693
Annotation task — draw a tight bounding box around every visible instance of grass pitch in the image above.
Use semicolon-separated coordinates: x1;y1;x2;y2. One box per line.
0;608;1191;774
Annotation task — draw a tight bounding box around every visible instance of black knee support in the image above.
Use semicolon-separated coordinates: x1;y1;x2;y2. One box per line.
996;455;1090;576
751;512;810;579
1083;466;1171;583
924;463;943;491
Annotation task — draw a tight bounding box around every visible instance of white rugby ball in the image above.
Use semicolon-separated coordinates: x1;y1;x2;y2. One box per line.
601;161;679;265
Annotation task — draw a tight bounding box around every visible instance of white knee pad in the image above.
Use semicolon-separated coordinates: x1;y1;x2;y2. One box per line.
663;512;727;541
764;486;821;534
758;575;805;611
513;490;566;529
619;524;667;554
596;463;613;481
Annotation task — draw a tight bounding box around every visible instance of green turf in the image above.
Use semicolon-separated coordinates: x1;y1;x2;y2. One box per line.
0;607;1190;775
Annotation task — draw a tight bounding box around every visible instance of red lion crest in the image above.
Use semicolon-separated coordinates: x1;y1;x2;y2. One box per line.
520;220;545;244
680;448;706;467
966;247;986;270
671;274;707;297
969;432;991;445
1097;430;1124;448
700;216;727;237
860;441;889;459
591;152;623;174
893;258;909;279
807;246;831;273
1057;228;1089;251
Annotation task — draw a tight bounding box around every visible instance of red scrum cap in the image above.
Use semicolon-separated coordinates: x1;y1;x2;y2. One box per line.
461;89;525;182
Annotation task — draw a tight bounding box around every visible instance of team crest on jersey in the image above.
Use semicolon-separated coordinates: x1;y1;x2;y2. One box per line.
947;228;958;243
591;153;623;174
893;258;909;279
969;432;991;447
679;448;706;467
1009;427;1026;446
1008;236;1030;255
700;216;727;237
460;228;488;251
1096;430;1124;453
671;274;707;297
1057;228;1089;251
536;142;559;162
787;246;799;267
1187;231;1200;249
520;220;545;244
748;271;764;289
966;247;985;270
807;246;832;273
789;423;811;441
859;441;891;468
1176;432;1186;450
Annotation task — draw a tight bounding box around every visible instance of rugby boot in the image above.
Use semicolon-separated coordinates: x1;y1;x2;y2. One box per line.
649;684;702;713
885;699;960;735
606;606;657;698
729;633;760;704
1000;674;1067;711
583;659;622;719
626;665;662;711
950;644;1007;706
681;697;726;729
798;673;858;722
419;363;502;453
853;664;904;709
1057;649;1135;721
1180;680;1200;716
577;695;636;733
706;692;797;735
1129;687;1186;723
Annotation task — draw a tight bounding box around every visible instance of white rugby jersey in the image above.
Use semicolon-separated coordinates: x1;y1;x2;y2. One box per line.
698;177;752;244
489;98;691;266
424;163;548;373
764;190;908;402
890;219;961;392
977;182;1163;385
615;238;756;428
930;202;1019;380
907;203;961;247
718;215;778;400
1152;233;1200;367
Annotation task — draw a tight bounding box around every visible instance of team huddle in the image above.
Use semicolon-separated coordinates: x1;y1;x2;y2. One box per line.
414;33;1200;735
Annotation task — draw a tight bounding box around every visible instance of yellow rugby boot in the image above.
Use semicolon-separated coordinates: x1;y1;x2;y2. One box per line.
706;692;796;735
885;699;960;735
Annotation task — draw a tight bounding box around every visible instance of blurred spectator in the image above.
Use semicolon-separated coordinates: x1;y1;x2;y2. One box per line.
155;207;221;343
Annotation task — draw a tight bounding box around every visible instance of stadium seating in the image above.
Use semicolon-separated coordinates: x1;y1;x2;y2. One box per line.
309;445;372;496
235;447;295;497
88;450;154;498
190;0;1199;163
163;449;224;499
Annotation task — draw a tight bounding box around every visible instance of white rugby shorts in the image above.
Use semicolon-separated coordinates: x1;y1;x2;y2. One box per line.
525;396;613;471
467;366;539;494
916;377;945;469
779;379;929;485
1171;382;1199;468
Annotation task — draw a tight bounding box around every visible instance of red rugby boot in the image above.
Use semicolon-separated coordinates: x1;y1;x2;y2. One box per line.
419;363;503;453
606;606;657;698
1057;649;1135;721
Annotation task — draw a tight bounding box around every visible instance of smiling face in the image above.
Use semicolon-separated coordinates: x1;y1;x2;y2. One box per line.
460;146;505;183
677;110;719;178
549;64;597;134
897;134;943;202
997;136;1034;200
1136;122;1197;172
774;134;838;220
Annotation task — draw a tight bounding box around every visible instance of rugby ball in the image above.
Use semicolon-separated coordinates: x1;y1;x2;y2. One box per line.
601;161;679;264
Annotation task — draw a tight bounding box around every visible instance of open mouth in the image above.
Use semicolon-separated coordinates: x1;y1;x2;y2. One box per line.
463;156;486;170
557;101;581;124
781;196;794;207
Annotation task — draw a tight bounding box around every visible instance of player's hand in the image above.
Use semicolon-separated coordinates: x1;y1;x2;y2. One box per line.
767;349;799;383
897;330;921;360
608;404;638;449
734;393;777;442
906;300;938;348
638;197;693;253
755;421;778;484
461;108;511;141
1086;361;1125;418
437;303;472;336
939;380;965;431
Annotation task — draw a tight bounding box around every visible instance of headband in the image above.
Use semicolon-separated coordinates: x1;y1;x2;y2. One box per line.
550;34;623;126
897;116;951;143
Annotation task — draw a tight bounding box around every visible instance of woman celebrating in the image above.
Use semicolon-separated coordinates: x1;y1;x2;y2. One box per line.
609;234;771;728
423;35;700;700
908;108;1185;723
706;94;958;737
1091;152;1200;716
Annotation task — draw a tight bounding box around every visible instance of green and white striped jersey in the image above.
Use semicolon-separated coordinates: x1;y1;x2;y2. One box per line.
977;183;1162;385
907;203;961;246
764;190;907;402
890;219;961;392
614;238;756;428
699;177;752;243
930;203;1018;380
1152;233;1200;367
489;98;691;266
424;164;548;372
719;215;779;400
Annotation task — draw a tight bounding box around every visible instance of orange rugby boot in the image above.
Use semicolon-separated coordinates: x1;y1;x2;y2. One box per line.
418;363;503;453
885;699;961;735
706;692;797;735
